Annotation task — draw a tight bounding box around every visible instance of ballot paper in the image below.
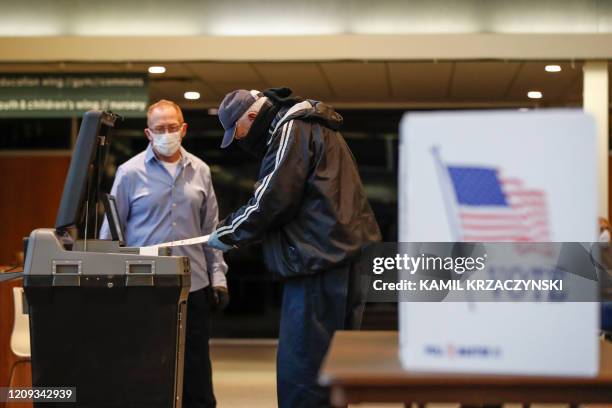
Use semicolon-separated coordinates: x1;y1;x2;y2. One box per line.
139;234;210;256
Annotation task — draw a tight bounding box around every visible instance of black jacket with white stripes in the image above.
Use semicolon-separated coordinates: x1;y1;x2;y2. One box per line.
216;100;382;277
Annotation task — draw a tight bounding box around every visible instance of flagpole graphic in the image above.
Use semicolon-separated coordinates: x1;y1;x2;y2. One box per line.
431;146;462;241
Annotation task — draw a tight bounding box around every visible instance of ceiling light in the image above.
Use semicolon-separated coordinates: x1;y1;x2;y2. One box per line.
184;91;201;100
148;66;166;74
545;65;561;73
527;91;543;99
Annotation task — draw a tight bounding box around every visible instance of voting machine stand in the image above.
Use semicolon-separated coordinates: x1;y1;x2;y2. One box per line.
22;110;191;408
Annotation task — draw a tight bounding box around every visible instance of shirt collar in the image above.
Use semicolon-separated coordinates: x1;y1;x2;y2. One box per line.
145;143;157;163
145;144;192;167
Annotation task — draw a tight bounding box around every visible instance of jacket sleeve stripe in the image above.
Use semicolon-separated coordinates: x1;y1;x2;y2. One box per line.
217;120;292;236
216;120;294;237
216;122;287;234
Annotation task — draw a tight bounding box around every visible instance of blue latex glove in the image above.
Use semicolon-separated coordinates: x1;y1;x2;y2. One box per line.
207;230;234;252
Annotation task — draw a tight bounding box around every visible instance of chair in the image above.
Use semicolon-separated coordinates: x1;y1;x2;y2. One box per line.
8;287;31;386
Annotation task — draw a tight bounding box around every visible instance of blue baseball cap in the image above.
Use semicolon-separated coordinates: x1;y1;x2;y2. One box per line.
218;89;260;148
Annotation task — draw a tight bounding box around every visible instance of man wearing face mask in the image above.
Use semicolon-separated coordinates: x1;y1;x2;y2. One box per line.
100;99;227;408
207;88;381;407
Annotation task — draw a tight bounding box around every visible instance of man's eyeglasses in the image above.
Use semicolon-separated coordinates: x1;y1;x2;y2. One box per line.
150;123;184;134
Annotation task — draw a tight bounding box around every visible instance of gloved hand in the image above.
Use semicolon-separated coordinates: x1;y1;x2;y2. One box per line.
207;230;233;252
210;286;230;312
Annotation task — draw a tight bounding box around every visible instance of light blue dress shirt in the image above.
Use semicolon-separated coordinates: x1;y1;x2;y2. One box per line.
100;144;228;292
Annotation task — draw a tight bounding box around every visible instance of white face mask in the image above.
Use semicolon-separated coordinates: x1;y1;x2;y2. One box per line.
600;229;611;243
151;131;181;157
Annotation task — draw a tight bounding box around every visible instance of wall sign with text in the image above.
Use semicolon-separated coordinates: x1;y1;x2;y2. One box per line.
0;74;148;118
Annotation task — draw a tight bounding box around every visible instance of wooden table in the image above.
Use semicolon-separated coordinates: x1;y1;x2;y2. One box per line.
319;331;612;407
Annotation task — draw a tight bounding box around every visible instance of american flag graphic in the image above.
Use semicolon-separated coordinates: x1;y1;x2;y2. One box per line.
444;165;551;242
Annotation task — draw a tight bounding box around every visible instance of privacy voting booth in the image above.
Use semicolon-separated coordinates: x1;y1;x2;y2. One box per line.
398;110;600;377
23;111;190;407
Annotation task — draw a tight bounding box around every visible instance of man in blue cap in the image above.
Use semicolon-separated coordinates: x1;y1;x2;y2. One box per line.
208;88;381;407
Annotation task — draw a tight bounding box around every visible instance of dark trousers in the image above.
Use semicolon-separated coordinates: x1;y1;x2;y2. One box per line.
183;288;216;408
277;259;367;408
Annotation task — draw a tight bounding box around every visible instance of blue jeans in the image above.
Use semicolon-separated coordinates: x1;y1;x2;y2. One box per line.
276;259;366;408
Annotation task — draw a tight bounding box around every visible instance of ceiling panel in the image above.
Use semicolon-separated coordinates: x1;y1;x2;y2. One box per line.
505;62;581;102
206;81;270;101
127;62;193;77
253;62;334;101
184;62;272;100
319;62;390;101
186;62;263;83
60;63;124;73
388;62;453;100
450;62;521;100
149;79;218;106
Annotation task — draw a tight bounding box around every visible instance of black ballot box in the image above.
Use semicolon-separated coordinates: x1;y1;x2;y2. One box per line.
23;229;190;408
